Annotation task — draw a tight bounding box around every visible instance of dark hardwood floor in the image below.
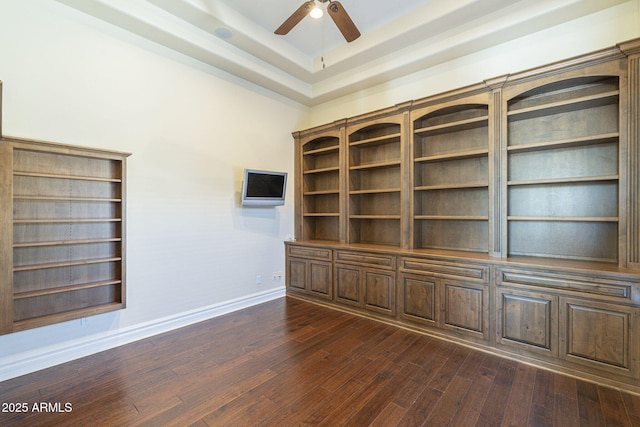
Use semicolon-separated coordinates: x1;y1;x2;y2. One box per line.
1;296;640;426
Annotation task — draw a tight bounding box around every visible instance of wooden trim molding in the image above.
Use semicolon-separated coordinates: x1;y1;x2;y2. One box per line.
625;50;640;269
0;142;13;335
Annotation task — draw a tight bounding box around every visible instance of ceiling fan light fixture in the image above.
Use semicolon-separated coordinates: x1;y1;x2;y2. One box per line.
275;0;360;42
309;5;323;19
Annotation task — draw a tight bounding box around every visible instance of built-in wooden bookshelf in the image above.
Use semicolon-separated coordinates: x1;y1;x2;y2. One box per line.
0;137;130;334
411;99;491;253
302;136;341;241
287;39;640;394
505;72;621;263
348;121;404;247
294;121;345;243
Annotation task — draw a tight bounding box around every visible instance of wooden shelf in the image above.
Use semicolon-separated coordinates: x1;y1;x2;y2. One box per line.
13;218;122;224
508;216;619;222
350;188;401;195
14;280;122;300
507;175;619;186
349;160;401;171
415;148;488;163
13;171;122;182
304;145;339;155
415;182;489;191
13;257;122;272
303;213;340;217
507;133;619;153
507;90;619;121
414;115;488;136
12;303;124;332
304;189;339;196
349;132;401;147
13;238;122;248
415;215;489;221
350;215;401;220
13;195;122;202
303;166;340;175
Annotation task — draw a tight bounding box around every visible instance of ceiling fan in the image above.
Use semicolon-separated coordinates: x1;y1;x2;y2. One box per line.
275;0;361;43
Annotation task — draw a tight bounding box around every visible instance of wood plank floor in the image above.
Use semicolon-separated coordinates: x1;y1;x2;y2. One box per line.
2;296;640;426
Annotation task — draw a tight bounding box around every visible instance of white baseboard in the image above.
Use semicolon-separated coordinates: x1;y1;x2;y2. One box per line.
0;287;285;382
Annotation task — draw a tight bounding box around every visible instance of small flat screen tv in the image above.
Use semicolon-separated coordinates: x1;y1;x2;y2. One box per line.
241;169;288;206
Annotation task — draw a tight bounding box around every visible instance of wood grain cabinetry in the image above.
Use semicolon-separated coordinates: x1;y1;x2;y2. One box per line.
496;266;640;382
495;286;558;357
560;297;637;377
287;39;640;393
399;256;489;342
334;250;396;316
0;137;130;334
286;245;333;300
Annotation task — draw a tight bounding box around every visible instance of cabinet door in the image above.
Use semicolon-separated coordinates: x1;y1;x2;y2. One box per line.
364;269;395;316
309;261;332;299
443;280;489;341
287;258;333;300
335;264;396;316
335;265;362;307
288;258;308;293
399;273;438;326
560;297;639;378
496;287;558;357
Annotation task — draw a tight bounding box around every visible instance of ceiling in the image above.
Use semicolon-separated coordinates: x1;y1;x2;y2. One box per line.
55;0;629;106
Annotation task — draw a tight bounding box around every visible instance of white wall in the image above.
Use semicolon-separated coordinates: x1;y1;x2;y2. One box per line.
309;0;640;126
0;1;306;379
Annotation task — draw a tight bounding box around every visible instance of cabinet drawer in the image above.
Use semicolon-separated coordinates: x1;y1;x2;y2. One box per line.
400;257;488;283
334;250;395;269
497;268;633;302
287;245;332;261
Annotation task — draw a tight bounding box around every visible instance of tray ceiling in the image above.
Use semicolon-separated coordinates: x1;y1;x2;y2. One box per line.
55;0;629;105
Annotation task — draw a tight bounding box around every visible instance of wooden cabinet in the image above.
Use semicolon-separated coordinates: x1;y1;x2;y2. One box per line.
560;297;638;378
496;266;640;381
495;285;559;358
334;250;396;317
0;137;130;335
286;244;333;300
399;256;490;343
398;273;438;326
287;38;640;393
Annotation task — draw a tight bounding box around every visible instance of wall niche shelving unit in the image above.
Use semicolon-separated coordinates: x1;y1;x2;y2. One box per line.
287;39;640;394
0;136;131;335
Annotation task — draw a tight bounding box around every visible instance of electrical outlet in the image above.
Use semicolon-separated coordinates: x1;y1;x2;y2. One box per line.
272;272;283;282
256;275;262;285
80;317;89;326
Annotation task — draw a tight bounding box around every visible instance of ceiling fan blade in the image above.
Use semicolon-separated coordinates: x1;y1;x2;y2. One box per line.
275;1;316;35
327;1;361;42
